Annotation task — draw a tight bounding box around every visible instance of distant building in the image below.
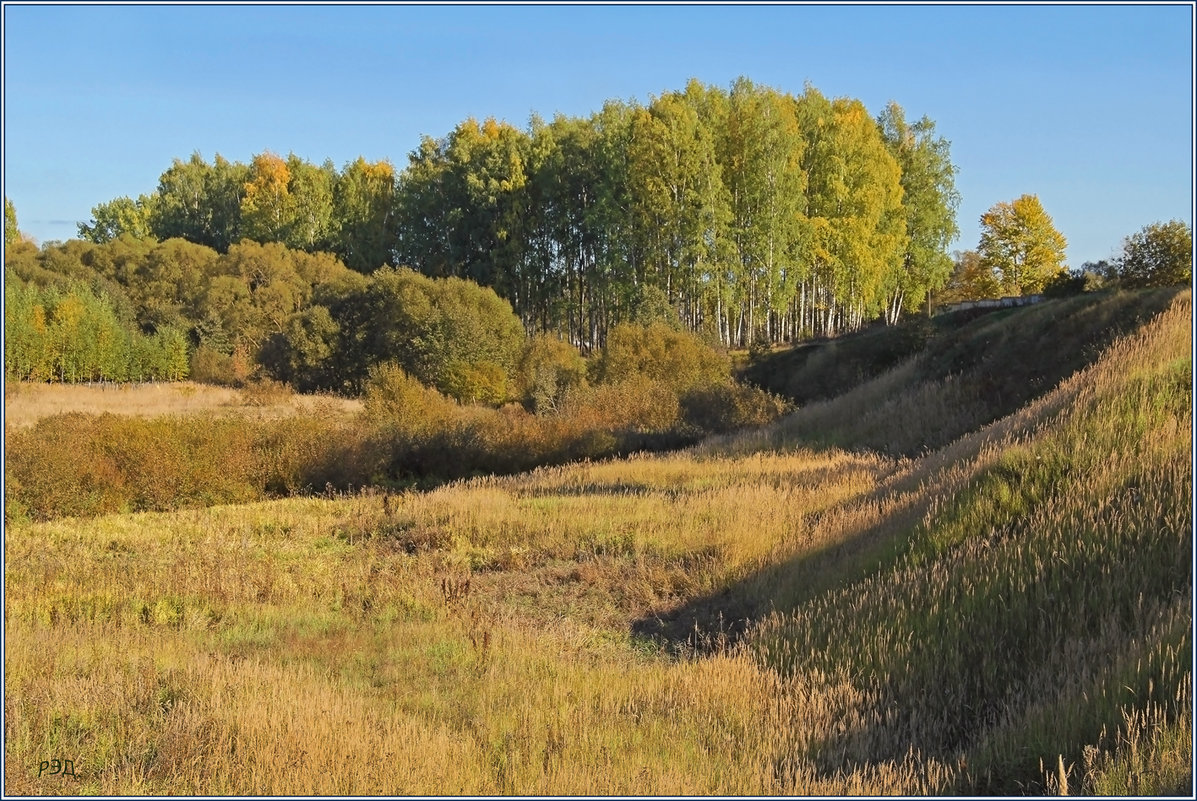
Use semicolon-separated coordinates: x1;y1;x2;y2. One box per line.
936;294;1044;316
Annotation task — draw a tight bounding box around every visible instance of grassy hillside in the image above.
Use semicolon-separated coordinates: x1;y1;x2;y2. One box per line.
4;289;1191;795
742;288;1182;455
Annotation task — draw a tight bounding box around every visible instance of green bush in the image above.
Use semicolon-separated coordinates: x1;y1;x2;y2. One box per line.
590;322;730;392
444;359;509;407
353;267;526;403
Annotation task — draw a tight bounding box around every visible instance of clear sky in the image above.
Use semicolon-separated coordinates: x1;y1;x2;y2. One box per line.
3;2;1193;268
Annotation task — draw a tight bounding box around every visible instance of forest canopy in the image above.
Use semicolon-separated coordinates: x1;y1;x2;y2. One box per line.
67;77;961;350
12;76;1186;401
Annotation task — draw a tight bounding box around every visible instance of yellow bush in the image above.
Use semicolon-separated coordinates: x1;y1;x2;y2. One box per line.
515;334;588;414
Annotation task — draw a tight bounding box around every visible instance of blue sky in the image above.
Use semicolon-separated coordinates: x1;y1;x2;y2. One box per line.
3;3;1193;268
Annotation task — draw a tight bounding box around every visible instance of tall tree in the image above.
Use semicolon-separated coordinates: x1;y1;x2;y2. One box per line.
583;100;639;344
1114;220;1192;288
626;82;732;335
978;194;1067;295
877;102;960;321
797;87;906;336
450;117;532;293
394;134;459;278
5;197;21;247
333;157;398;273
284;155;336;251
526;113;588;339
719;77;808;345
206;155;249;252
150;152;214;248
240;152;294;245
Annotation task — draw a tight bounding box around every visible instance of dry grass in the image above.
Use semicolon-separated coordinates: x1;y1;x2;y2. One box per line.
2;441;910;795
4;291;1191;796
3;380;362;428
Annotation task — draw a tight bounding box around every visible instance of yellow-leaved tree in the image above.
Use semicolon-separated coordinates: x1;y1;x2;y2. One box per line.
978;194;1067;295
240;152;293;244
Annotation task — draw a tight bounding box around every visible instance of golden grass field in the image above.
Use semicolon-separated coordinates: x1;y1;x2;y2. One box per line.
4;292;1192;796
3;380;362;429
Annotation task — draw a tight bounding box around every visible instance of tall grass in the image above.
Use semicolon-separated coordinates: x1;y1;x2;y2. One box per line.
747;290;1193;793
4;290;1190;796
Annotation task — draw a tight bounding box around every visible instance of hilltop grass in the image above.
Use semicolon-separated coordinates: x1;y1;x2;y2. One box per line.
744;289;1192;792
4;290;1191;795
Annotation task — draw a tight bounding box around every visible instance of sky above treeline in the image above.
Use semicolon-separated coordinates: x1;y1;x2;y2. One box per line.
3;3;1193;268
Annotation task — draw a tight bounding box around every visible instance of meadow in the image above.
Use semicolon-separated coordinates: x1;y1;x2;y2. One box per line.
3;380;362;429
3;289;1192;795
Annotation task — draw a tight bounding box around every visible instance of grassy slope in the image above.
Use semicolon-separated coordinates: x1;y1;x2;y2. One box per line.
741;289;1192;793
4;289;1191;795
742;288;1182;455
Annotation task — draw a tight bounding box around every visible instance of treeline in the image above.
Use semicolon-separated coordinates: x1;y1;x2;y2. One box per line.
75;77;961;347
937;218;1193;307
5;226;789;423
1;235;520;397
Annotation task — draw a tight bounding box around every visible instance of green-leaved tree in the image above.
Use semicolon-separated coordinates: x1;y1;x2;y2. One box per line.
877;102;960;320
1114;220;1192;288
78;195;158;243
5;197;22;247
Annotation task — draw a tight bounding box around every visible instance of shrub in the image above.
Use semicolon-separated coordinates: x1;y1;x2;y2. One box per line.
444;360;509;407
4;413;263;520
240;378;294;407
590;322;730;393
1043;270;1088;298
514;334;588;414
562;376;681;434
354;267;526;402
190;345;238;386
362;361;458;436
681;383;792;434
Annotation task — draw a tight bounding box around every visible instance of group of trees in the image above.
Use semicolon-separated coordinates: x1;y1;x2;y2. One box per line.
4;234;496;397
4;229;754;412
5;276;190;383
939;202;1190;306
6;74;1189;400
1088;219;1193;289
76;154;398;275
75;78;962;347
